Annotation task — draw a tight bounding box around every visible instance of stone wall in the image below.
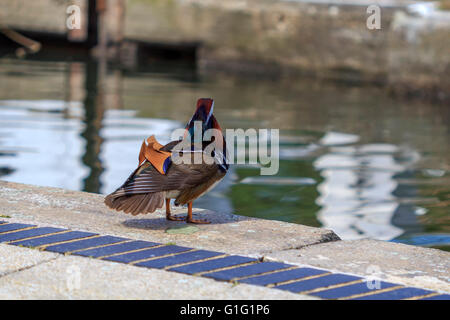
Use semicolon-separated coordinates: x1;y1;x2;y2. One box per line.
123;0;450;98
0;0;68;33
387;10;450;100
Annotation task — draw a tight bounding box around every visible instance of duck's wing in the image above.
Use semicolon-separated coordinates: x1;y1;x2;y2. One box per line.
105;160;219;200
103;161;165;215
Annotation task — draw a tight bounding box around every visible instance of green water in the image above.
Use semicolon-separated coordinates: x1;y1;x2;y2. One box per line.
0;58;448;250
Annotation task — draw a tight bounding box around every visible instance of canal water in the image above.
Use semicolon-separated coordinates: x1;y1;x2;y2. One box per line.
0;58;448;251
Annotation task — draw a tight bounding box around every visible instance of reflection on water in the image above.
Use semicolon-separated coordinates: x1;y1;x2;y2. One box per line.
0;58;448;250
315;133;418;240
0;99;87;190
0;98;180;191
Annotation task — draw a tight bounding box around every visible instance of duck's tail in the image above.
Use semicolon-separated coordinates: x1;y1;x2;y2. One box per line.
104;192;165;216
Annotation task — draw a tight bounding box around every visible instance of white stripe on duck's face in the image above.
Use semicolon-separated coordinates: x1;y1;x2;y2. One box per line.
206;100;214;124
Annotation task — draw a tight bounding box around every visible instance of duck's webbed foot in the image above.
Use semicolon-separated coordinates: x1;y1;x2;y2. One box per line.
167;215;186;221
165;198;185;221
186;202;210;224
186;217;210;224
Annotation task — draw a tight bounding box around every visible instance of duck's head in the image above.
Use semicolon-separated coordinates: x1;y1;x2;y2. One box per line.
185;98;228;172
185;98;215;133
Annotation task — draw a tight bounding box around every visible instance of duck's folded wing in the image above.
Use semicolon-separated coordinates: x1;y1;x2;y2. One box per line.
104;160;219;213
106;163;170;199
104;191;165;215
108;161;217;198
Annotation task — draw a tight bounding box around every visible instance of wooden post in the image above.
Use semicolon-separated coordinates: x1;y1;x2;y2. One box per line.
111;0;125;45
96;0;108;58
86;0;99;47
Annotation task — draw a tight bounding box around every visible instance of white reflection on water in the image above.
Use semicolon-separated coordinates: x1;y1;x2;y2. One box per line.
0;100;88;190
314;132;420;240
0;99;179;192
240;176;316;186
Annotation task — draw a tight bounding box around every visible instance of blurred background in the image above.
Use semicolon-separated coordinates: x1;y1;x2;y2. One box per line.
0;0;449;251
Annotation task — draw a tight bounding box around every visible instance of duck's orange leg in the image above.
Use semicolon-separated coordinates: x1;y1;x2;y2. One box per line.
186;201;210;224
165;198;184;221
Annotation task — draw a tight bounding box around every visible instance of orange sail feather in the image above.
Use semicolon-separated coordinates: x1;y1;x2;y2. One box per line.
138;135;172;175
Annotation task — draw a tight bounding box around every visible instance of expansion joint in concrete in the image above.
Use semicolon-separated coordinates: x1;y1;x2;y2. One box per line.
0;255;60;279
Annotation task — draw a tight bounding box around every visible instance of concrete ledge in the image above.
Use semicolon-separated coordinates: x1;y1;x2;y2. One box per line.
0;180;448;298
266;239;450;293
0;181;339;257
0;242;58;277
0;244;310;299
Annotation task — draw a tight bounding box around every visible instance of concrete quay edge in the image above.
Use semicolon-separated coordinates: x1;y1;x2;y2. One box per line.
0;180;448;298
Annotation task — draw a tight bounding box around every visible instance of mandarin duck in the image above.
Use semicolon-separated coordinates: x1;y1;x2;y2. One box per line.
104;98;228;224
